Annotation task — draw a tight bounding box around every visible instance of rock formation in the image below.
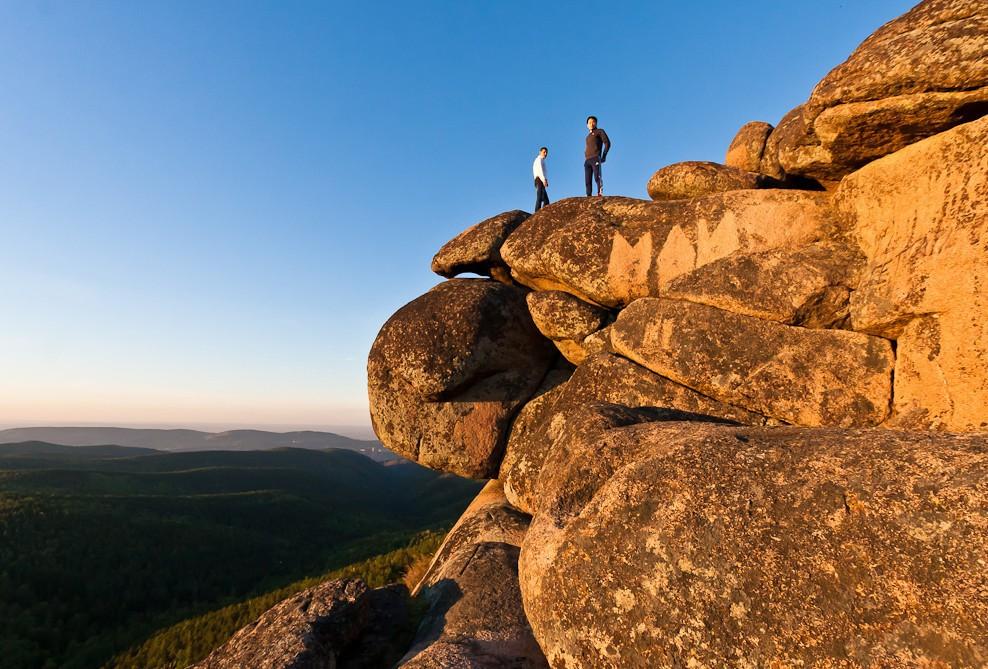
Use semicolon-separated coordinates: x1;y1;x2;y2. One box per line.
213;3;988;667
399;481;548;668
192;579;412;669
367;279;554;479
646;161;781;201
765;0;988;183
431;210;530;285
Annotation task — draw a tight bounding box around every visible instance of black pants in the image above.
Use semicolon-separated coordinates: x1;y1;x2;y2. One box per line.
535;178;549;211
584;157;602;195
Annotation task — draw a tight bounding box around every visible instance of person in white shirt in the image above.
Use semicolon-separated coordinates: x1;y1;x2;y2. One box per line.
533;146;549;212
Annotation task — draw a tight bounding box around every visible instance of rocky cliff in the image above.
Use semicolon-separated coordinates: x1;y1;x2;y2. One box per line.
205;2;988;667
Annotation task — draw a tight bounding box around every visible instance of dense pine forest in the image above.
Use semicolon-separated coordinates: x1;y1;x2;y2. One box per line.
105;530;445;669
0;442;479;669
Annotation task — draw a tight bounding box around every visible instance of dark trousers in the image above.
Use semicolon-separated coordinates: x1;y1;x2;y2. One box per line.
534;178;549;211
584;157;602;195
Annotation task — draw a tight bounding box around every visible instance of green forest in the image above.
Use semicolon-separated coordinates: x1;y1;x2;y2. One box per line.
105;530;445;669
0;442;479;669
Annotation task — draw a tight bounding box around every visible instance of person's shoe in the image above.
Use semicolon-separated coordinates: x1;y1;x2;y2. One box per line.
597;188;603;197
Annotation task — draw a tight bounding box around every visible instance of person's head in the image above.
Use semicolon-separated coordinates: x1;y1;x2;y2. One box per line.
586;115;597;130
539;146;548;158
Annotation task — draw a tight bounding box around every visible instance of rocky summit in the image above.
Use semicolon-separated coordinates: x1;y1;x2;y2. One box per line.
213;2;988;667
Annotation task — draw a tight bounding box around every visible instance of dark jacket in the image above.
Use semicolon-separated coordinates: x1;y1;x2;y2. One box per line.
585;127;611;160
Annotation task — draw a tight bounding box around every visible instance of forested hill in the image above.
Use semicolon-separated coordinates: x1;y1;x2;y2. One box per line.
0;444;480;669
0;426;394;460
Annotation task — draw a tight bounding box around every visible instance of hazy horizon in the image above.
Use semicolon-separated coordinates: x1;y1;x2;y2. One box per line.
0;1;914;427
0;420;378;440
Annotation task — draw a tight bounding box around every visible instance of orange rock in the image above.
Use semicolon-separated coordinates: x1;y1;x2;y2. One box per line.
837;115;988;431
771;0;988;181
611;298;894;427
646;160;778;201
367;279;554;478
431;209;529;283
520;422;988;668
499;352;766;514
725;121;774;173
500;192;834;308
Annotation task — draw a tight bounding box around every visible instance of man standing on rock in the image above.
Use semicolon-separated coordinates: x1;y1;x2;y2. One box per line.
585;115;610;197
533;146;550;212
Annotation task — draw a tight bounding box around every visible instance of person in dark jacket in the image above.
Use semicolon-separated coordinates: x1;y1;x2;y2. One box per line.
584;115;611;196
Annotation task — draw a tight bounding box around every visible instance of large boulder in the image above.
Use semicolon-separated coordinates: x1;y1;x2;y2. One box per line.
410;480;530;596
193;579;411;669
367;279;555;479
774;0;988;181
400;481;548;668
611;298;894;427
431;210;529;284
724;121;774;173
526;290;609;365
499;352;768;514
520;422;988;669
760;105;802;180
662;243;861;327
646;161;777;201
500;192;834;308
836;115;988;431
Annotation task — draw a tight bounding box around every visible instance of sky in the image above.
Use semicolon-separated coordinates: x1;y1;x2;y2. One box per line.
0;0;917;431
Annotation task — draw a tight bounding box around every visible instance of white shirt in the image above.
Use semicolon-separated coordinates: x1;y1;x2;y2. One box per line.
533;155;547;186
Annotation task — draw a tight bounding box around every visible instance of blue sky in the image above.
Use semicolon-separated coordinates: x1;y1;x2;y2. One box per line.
0;1;915;431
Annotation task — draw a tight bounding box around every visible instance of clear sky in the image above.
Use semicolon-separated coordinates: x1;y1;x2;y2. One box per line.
0;1;916;431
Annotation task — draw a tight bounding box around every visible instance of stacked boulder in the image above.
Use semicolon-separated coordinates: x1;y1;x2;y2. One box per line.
365;2;988;666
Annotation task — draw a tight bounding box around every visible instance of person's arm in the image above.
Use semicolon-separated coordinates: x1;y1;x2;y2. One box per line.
542;159;548;187
600;130;611;162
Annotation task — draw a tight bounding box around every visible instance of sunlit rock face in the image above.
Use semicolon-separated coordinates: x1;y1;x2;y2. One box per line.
837;115;988;431
367;278;554;479
499;191;834;308
767;0;988;182
519;423;988;668
348;3;988;666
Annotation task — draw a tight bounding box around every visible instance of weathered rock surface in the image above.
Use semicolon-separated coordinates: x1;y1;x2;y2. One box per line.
724;121;773;173
646;161;777;201
837;115;988;431
500;352;767;514
774;0;988;181
520;422;988;668
500;192;833;308
411;480;529;596
760;105;802;180
354;7;988;668
431;210;530;284
368;279;555;479
662;243;861;327
611;298;894;426
526;291;608;341
400;481;547;669
526;290;609;365
193;579;410;669
579;325;614;358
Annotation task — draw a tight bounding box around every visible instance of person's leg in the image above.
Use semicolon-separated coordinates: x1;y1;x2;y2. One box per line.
535;181;547;211
543;186;550;207
584;159;593;196
594;159;603;195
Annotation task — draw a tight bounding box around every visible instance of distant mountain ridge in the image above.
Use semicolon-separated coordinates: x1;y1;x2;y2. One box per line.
0;441;160;459
0;427;397;461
